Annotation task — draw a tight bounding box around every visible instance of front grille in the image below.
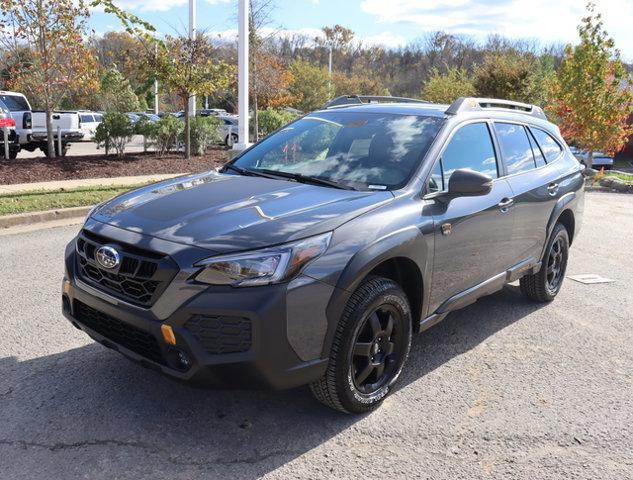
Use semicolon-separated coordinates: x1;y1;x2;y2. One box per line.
75;230;178;307
74;300;165;365
185;315;252;354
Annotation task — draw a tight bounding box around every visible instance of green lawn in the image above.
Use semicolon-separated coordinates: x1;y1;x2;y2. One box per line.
0;184;146;216
605;171;633;183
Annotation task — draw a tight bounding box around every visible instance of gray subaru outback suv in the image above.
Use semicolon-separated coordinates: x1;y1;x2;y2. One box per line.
62;96;584;413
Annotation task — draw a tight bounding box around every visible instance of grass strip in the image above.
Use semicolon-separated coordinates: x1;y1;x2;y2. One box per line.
0;184;148;216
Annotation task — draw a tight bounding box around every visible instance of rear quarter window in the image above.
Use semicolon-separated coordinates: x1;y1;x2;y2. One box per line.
0;94;30;112
530;128;563;162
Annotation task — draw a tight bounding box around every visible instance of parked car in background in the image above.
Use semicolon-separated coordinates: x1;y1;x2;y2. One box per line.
219;115;238;146
134;112;160;122
79;111;103;141
0;90;32;151
0;98;20;159
30;110;84;156
570;147;614;170
199;108;228;117
126;112;141;125
62;96;584;414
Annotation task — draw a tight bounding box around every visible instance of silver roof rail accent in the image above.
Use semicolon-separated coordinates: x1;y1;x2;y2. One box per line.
324;95;429;109
445;97;547;120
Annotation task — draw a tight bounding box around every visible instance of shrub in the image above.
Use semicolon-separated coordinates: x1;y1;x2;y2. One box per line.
258;108;298;137
134;116;156;153
188;116;222;156
153;115;184;156
94;112;134;157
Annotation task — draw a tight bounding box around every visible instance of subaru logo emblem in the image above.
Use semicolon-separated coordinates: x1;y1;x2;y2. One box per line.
95;246;120;269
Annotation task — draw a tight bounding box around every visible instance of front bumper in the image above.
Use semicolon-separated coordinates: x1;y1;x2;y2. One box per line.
62;226;332;390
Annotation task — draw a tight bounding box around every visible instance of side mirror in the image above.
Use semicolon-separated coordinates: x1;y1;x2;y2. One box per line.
447;169;493;197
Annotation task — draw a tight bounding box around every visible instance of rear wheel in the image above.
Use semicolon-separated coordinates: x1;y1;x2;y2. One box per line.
310;276;412;414
225;133;238;147
520;223;569;302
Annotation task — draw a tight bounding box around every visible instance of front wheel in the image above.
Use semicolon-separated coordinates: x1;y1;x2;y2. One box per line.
310;276;412;414
520;222;569;302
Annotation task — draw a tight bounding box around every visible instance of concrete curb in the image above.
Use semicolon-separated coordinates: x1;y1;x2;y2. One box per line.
0;205;92;230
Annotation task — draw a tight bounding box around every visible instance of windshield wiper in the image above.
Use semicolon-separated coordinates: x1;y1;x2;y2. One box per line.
256;169;356;190
222;164;279;180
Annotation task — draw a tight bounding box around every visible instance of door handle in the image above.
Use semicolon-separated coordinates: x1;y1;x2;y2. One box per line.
498;197;514;212
547;183;559;196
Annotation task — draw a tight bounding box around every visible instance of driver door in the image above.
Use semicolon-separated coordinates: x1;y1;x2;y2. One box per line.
426;122;515;313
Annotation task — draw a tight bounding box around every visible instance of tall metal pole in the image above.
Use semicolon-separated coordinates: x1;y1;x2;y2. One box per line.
154;44;159;115
328;45;333;77
188;0;196;117
234;0;250;150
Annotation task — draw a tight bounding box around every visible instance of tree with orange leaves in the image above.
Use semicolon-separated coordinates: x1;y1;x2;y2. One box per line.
0;0;99;157
549;3;632;169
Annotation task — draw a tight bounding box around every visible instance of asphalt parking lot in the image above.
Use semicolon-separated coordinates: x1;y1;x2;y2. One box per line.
1;191;631;479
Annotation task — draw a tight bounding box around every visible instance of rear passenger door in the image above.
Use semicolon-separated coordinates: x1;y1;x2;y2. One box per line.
493;122;564;264
427;122;516;313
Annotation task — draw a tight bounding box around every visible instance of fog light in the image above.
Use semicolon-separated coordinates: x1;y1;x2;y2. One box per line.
177;350;191;368
63;279;71;294
161;324;177;346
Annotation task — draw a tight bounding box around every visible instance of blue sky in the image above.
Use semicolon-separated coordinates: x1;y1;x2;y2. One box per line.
90;0;633;60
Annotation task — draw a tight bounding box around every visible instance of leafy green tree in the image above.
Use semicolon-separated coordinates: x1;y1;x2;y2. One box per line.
549;2;633;168
474;51;536;102
332;71;389;97
98;66;141;113
258;108;298;137
422;67;476;103
289;60;334;112
149;35;232;159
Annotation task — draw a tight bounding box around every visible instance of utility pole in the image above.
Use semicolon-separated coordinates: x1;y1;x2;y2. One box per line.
234;0;250;150
188;0;196;117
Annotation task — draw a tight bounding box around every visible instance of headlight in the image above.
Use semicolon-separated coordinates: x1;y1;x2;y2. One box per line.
194;232;332;287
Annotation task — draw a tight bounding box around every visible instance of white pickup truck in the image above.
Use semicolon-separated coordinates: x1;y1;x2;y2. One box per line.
0;90;84;156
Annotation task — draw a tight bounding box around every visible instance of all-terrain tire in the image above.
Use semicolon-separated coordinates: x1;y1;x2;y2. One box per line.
309;276;412;414
520;222;569;302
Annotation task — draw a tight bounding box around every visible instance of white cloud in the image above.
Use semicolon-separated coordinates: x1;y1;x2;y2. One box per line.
361;32;407;48
360;0;633;57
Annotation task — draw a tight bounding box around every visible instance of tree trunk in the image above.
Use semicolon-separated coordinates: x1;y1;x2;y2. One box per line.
587;150;593;170
45;107;56;158
253;96;259;142
184;95;191;159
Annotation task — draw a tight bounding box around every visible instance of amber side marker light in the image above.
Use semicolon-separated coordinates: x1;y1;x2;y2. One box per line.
161;325;177;345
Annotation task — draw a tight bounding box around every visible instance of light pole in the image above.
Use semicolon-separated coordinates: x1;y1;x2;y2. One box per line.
188;0;196;117
233;0;250;150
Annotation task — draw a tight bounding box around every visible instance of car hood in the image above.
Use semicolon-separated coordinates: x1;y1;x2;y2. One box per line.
91;171;393;253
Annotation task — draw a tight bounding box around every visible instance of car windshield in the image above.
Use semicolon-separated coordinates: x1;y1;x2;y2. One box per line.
0;94;30;112
231;111;444;190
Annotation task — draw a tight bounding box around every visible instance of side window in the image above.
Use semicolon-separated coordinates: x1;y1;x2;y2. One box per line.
527;129;546;167
80;114;93;123
531;128;563;162
441;122;498;188
94;114;103;122
494;123;536;175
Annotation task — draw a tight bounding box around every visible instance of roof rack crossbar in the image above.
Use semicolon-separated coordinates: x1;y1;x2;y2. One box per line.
445;97;547;120
324;95;429;109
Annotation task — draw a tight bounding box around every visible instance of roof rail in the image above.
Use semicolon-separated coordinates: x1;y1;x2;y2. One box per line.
445;97;547;120
324;95;429;109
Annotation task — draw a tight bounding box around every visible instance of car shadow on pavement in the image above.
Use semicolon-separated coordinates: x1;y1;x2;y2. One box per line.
1;285;543;477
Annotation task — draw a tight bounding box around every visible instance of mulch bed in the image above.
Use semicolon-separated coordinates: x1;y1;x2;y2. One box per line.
0;147;231;185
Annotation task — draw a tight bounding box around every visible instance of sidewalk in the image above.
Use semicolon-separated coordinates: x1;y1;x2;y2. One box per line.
0;173;188;195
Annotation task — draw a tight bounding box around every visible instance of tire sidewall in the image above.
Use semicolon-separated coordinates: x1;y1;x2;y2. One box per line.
541;224;569;299
337;282;412;411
